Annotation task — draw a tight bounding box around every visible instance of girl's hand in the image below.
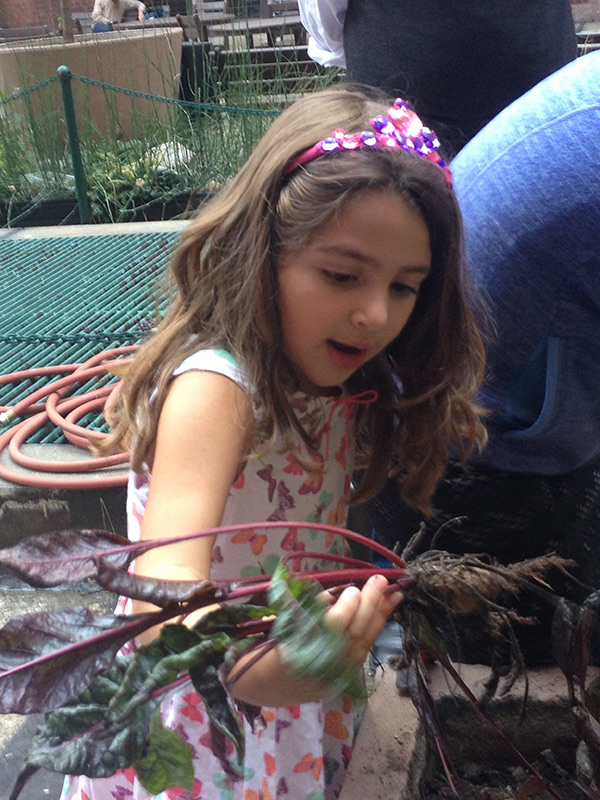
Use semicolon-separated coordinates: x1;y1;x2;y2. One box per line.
323;574;403;671
228;575;402;706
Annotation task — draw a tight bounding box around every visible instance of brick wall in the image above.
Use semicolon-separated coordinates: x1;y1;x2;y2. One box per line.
0;0;90;31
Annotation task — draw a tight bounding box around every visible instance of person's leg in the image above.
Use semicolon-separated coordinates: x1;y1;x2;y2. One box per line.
91;21;114;32
452;52;600;479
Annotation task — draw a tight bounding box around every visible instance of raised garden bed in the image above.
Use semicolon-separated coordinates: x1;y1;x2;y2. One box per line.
0;190;207;227
342;664;600;800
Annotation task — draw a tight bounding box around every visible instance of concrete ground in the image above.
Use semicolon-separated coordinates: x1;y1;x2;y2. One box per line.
0;444;121;797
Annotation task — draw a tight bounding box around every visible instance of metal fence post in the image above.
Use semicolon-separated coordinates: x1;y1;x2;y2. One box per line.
58;66;92;225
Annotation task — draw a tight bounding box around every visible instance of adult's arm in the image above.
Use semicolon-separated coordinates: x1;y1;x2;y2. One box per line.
298;0;347;67
122;0;147;20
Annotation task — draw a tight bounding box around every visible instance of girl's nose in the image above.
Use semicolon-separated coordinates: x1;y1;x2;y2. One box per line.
350;291;389;329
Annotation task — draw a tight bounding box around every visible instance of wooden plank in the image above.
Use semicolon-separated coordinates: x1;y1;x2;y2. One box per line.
267;0;299;16
0;26;50;39
206;13;305;47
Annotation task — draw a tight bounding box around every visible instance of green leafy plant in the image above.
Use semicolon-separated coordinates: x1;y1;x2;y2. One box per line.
0;522;596;799
0;522;408;798
0;45;343;226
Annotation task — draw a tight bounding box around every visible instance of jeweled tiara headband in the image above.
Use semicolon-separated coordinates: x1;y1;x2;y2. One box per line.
285;98;452;187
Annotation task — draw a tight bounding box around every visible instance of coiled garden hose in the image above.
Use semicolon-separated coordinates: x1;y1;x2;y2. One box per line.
0;346;138;489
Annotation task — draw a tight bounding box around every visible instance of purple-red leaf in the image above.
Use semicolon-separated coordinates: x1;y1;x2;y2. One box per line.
0;606;166;714
0;529;132;587
96;562;229;608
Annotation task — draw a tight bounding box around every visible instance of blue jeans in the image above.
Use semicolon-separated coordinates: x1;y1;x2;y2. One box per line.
92;22;113;32
452;51;600;476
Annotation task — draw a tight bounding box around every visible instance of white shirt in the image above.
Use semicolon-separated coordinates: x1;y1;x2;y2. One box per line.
91;0;146;25
298;0;347;68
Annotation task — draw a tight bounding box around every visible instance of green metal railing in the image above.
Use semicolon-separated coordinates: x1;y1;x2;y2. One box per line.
55;64;282;225
58;67;92;223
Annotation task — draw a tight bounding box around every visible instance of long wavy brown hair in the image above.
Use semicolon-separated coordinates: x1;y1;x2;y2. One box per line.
101;86;487;514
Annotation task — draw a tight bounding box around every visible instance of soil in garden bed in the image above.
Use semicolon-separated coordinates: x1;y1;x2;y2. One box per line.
0;198;80;228
404;686;593;800
424;756;589;799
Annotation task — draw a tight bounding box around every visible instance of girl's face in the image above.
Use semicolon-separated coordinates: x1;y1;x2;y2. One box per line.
277;189;432;391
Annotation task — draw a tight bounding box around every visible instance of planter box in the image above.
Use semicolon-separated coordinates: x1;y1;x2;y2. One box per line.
101;190;206;223
0;198;79;227
341;664;600;800
0;28;183;141
0;191;206;227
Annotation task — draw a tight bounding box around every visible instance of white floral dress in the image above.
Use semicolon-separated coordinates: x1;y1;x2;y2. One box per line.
61;349;363;800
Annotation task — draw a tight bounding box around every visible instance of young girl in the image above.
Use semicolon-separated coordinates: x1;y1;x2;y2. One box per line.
62;87;486;800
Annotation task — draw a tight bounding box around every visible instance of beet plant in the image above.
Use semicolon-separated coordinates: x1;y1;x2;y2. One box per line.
0;521;598;799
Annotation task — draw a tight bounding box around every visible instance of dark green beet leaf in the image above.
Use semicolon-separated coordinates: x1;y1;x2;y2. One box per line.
189;648;247;780
23;654;160;779
134;712;194;794
15;627;243;790
268;562;365;700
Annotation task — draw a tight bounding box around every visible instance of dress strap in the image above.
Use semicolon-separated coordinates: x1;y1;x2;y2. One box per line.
324;390;378;459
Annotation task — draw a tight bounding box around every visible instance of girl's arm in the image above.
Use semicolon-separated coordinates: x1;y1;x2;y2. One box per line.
131;369;402;704
132;370;254;634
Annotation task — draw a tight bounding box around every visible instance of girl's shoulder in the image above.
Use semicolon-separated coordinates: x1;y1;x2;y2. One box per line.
173;347;250;392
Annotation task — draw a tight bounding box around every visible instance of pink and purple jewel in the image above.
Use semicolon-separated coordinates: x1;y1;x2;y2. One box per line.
321;136;342;153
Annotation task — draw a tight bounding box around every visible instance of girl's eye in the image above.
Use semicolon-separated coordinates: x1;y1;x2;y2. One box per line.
391;282;418;297
323;270;356;284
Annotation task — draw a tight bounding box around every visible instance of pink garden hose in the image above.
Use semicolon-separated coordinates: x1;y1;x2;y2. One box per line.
0;346;138;489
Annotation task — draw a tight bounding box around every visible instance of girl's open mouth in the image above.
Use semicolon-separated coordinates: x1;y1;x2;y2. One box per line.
329;341;361;355
327;340;368;370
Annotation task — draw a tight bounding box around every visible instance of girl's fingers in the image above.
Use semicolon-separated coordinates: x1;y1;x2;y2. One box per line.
325;575;403;657
324;585;362;632
319;588;340;607
347;575;401;646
